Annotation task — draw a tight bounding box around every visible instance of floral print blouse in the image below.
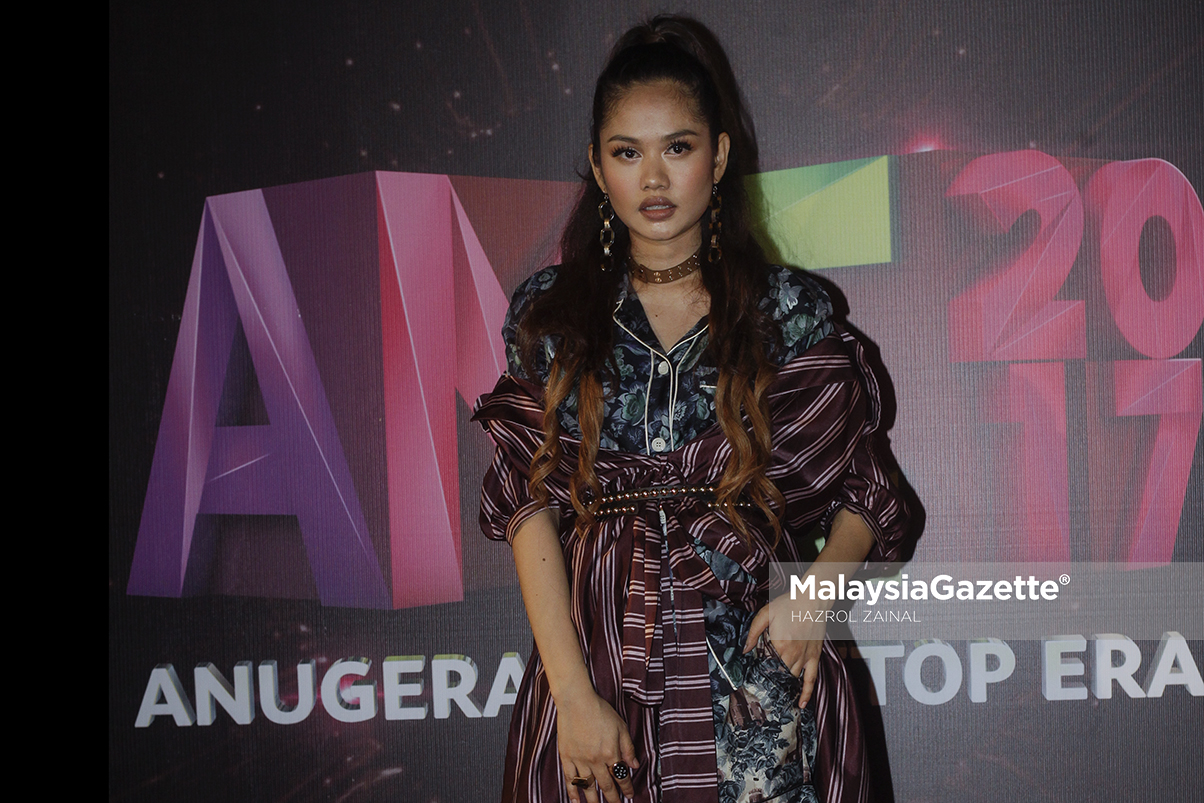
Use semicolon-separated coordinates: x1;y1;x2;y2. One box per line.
502;264;834;453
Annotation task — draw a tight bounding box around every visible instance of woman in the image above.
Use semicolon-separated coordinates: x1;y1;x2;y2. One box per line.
475;15;906;803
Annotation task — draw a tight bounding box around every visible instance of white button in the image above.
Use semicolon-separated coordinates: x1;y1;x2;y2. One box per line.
651;437;667;452
657;360;670;376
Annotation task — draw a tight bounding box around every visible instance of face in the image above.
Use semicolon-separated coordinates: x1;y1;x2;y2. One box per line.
590;80;729;267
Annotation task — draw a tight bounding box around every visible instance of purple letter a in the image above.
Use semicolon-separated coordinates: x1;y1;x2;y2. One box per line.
127;190;390;608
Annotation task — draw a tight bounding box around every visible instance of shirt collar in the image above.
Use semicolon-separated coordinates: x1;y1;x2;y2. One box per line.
612;272;711;360
612;273;653;341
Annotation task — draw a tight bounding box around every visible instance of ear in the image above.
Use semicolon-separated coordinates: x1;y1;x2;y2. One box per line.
712;132;731;184
589;144;609;194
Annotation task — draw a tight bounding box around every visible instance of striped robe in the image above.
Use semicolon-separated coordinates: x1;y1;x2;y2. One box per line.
475;330;907;803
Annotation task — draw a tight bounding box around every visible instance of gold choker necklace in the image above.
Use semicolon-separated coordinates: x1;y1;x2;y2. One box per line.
628;252;701;284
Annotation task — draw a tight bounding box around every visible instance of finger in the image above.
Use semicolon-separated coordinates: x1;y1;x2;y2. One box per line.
618;729;640;770
799;655;819;708
777;640;805;677
615;734;639;798
614;772;636;800
564;762;598;803
563;763;583;803
611;761;636;800
583;775;601;803
594;767;621;803
744;608;771;653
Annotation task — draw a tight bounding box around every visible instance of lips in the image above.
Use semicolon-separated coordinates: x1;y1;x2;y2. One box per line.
639;196;676;220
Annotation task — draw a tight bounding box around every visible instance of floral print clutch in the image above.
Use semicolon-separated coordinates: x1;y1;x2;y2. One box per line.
708;612;818;803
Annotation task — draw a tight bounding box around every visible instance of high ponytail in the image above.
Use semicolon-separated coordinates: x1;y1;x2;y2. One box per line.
518;15;785;542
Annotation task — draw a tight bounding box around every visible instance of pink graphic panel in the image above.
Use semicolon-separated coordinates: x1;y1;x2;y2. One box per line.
947;150;1085;362
127;154;1204;607
452;188;511;404
1114;359;1203;563
1088;159;1204;359
1005;362;1072;561
375;173;510;608
377;173;464;608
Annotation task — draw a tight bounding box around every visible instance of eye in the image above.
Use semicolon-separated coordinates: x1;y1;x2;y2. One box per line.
610;146;639;159
666;140;693;155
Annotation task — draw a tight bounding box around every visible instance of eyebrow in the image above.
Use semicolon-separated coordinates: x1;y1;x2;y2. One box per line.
606;128;701;144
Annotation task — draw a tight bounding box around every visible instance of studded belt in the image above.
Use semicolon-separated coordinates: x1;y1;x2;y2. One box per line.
595;485;755;517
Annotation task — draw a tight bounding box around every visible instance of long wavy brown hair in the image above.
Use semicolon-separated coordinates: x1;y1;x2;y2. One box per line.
515;16;786;541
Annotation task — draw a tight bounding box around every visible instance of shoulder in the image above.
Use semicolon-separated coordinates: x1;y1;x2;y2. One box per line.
760;265;832;321
503;265;562;335
507;266;561;319
759;265;834;358
502;266;562;379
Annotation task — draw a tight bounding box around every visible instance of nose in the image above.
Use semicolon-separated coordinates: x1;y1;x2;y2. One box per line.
641;156;668;190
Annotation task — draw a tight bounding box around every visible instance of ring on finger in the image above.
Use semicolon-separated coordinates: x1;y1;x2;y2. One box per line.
611;761;630;780
570;775;593;789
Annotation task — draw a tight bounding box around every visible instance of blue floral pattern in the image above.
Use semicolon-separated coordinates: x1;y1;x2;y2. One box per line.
503;265;833;453
502;265;830;802
707;604;819;802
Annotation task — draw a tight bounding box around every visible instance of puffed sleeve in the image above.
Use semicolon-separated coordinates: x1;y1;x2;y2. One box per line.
768;330;908;563
762;265;835;364
820;390;907;563
479;446;551;544
477;268;561;542
500;266;559;382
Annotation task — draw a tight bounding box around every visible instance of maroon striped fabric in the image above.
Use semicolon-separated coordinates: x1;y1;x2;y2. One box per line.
475;330;907;803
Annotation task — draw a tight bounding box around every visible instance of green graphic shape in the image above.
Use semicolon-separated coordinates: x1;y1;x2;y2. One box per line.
749;156;893;270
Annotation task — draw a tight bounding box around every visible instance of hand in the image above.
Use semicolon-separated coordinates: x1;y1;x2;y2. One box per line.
511;512;638;799
745;508;877;707
555;686;640;802
743;592;828;708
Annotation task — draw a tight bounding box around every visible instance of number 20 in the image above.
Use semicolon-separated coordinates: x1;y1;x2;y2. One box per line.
947;151;1203;562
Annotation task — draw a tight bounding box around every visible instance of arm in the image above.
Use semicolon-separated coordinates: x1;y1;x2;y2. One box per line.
510;510;638;802
743;331;907;707
744;508;875;707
